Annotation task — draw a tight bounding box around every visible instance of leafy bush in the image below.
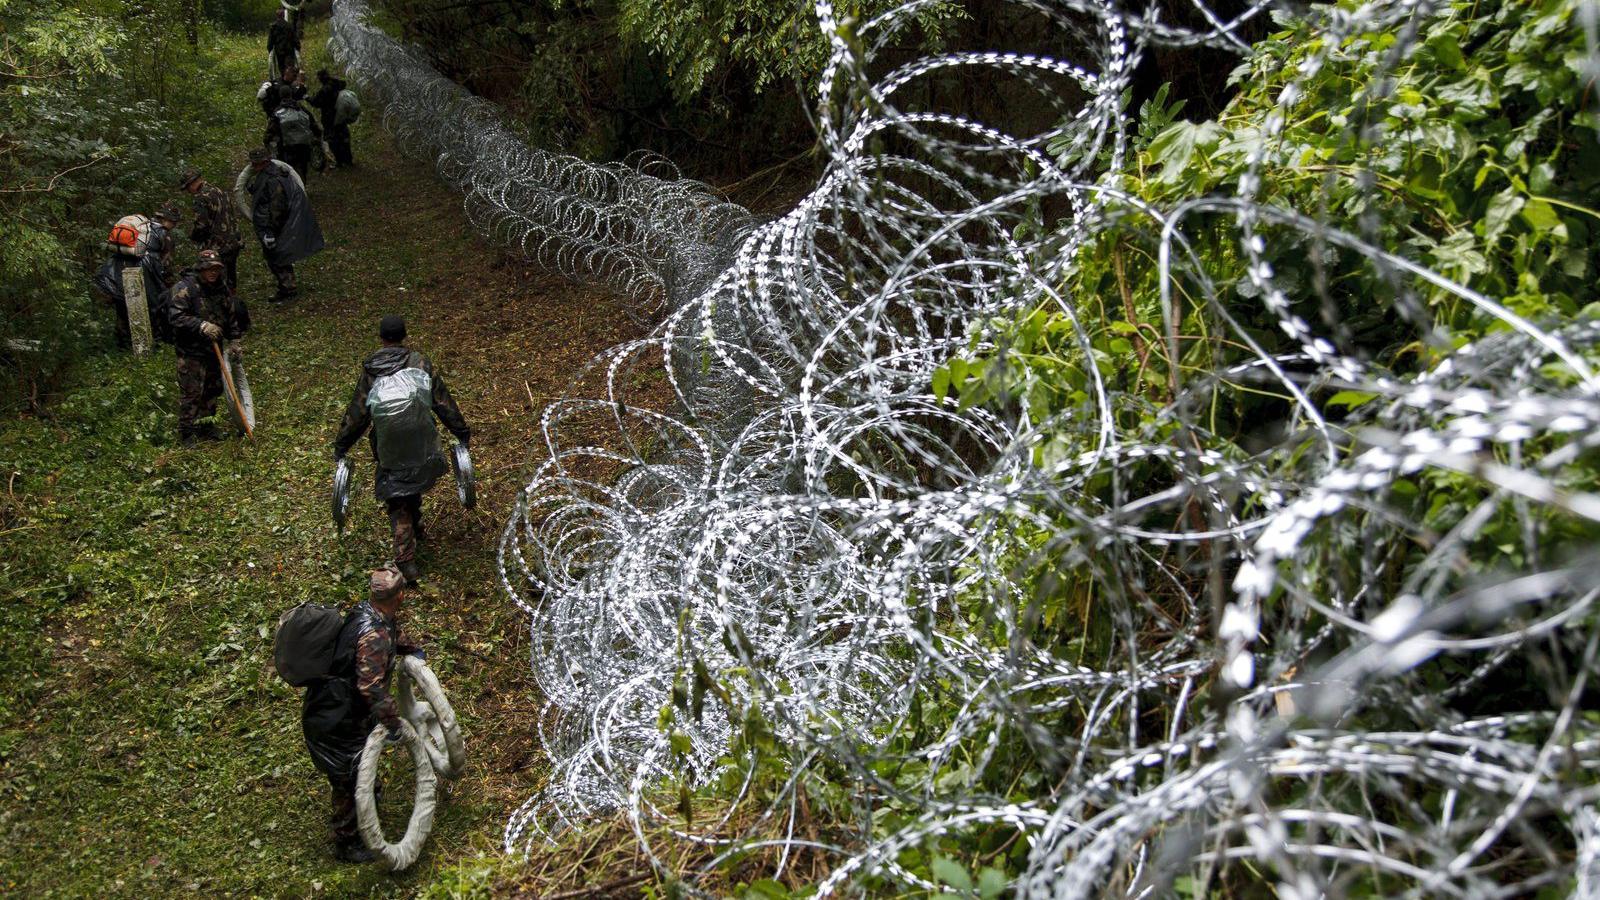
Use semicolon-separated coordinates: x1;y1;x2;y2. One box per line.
902;0;1600;886
967;0;1600;432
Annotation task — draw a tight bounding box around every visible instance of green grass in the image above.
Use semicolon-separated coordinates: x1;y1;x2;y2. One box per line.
0;19;655;899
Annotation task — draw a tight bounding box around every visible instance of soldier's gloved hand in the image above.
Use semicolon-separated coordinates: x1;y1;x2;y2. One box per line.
383;717;405;744
406;647;427;662
200;322;223;341
228;340;244;358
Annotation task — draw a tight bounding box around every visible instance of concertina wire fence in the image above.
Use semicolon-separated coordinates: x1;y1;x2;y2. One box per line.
332;0;1600;894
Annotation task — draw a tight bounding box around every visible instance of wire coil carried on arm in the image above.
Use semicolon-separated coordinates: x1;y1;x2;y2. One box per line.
396;655;466;780
355;718;436;872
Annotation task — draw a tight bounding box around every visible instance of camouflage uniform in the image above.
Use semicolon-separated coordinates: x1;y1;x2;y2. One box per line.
166;271;248;441
188;183;243;291
301;598;417;852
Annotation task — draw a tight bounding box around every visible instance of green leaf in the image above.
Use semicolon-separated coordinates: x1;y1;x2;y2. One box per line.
1519;198;1562;232
741;879;790;899
1327;390;1378;410
1145;120;1222;185
669;729;692;756
931;856;973;891
977;867;1008;899
1483;188;1525;244
1428;33;1464;70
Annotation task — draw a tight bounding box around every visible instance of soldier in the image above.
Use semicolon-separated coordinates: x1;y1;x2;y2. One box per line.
166;250;250;444
149;202;183;288
91;242;165;349
301;564;424;863
282;0;308;49
266;85;323;181
333;316;472;585
259;64;307;117
267;8;298;82
310;69;355;168
246;145;324;302
179;167;243;292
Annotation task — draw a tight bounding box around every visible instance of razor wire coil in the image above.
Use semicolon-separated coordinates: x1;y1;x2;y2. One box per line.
332;0;1600;895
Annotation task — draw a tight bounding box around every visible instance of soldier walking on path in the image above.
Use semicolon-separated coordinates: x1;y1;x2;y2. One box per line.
166;250;249;444
310;69;357;169
180;167;244;292
267;8;298;81
300;564;423;863
267;85;323;181
333;316;472;586
246;145;324;302
259;65;307;117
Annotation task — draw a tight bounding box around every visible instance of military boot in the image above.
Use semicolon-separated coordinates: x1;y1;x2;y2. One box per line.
334;840;377;864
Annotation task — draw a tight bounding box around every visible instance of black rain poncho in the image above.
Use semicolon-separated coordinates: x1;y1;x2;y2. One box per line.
249;163;324;267
302;603;388;779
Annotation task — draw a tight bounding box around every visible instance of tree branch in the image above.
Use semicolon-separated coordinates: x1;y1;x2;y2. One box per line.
0;152;111;194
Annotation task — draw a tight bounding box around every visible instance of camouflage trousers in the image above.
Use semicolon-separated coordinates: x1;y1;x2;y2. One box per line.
385;494;423;563
327;769;359;845
175;355;223;437
263;244;296;301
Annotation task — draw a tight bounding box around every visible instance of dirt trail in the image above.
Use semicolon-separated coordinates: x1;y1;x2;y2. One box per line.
268;110;658;886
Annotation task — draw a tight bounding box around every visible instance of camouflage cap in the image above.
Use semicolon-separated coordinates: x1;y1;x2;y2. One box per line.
196;249;225;271
370;564;405;601
178;167;202;189
155;201;183;223
248;146;274;164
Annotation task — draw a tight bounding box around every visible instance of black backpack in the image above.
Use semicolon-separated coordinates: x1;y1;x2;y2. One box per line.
275;106;316;147
273;602;346;686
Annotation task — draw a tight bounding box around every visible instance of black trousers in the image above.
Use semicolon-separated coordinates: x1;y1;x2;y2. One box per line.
328;124;354;166
281;144;313;182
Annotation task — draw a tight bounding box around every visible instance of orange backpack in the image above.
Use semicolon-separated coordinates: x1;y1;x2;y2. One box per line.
107;214;152;256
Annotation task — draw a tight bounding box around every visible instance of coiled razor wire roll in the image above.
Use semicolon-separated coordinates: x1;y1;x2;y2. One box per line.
331;456;352;532
331;0;1600;895
397;655;467;781
356;717;437;871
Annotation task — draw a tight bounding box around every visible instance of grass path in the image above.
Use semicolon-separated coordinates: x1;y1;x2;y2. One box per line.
0;22;652;898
